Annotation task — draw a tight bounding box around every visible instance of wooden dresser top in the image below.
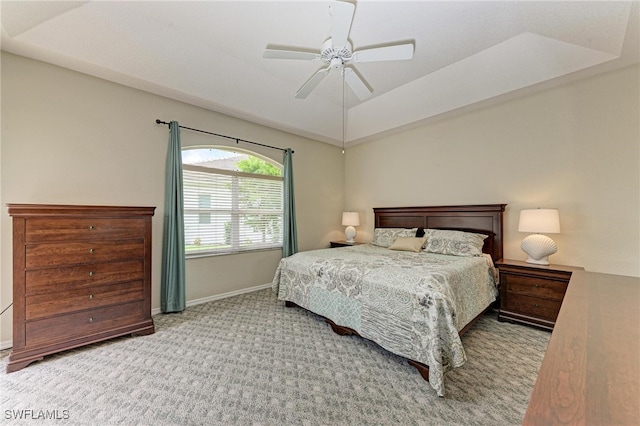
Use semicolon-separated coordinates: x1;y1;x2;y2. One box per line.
523;270;640;425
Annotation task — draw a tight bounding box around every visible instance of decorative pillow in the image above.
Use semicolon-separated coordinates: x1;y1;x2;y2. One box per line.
371;227;418;248
388;236;428;253
423;229;487;257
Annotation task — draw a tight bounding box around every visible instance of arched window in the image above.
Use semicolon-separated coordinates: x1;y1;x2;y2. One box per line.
182;147;283;257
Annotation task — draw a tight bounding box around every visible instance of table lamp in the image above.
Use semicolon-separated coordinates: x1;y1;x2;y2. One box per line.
518;208;561;265
342;212;360;243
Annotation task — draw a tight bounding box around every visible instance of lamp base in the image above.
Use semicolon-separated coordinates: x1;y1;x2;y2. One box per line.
521;234;557;265
524;255;552;266
345;226;356;243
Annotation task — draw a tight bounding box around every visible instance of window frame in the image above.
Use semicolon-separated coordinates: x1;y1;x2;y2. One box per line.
182;146;284;259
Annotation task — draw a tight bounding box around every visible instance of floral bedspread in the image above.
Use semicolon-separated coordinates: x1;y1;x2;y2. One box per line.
271;244;498;396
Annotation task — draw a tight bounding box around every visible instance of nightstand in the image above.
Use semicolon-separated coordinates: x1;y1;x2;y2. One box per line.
496;259;584;331
330;241;364;248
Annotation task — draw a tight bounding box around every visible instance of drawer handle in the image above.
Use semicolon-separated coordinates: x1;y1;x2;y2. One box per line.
89;248;95;254
88;317;94;323
89;225;95;230
88;294;94;300
89;271;95;277
535;284;539;288
535;303;539;307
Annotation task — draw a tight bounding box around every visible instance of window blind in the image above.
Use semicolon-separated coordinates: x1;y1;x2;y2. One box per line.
183;165;283;256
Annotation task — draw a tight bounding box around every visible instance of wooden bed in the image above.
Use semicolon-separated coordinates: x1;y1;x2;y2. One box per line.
278;204;506;394
353;204;504;379
373;204;505;263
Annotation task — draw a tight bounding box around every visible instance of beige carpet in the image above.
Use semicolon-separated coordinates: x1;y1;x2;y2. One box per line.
1;289;550;425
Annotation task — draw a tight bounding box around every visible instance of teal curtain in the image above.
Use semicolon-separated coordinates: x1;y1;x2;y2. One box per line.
161;121;186;313
283;148;298;257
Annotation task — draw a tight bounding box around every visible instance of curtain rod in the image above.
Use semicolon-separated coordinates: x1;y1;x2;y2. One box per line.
155;119;293;154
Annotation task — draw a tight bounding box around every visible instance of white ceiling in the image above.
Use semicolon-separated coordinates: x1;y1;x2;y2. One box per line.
1;1;638;146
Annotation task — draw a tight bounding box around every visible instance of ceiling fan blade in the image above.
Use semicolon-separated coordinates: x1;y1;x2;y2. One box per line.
263;49;319;61
295;67;330;99
352;43;414;63
343;67;372;101
331;1;355;48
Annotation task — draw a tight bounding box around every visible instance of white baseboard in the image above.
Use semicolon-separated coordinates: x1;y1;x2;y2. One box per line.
152;282;273;315
0;283;273;351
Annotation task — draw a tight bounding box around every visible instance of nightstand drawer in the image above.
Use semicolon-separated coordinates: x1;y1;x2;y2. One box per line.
502;293;562;322
502;274;567;301
496;259;583;331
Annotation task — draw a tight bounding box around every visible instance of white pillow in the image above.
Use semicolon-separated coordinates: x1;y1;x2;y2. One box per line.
371;228;418;248
388;236;428;253
423;229;487;257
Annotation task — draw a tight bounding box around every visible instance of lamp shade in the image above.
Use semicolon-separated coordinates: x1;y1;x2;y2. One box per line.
342;212;360;227
518;209;560;234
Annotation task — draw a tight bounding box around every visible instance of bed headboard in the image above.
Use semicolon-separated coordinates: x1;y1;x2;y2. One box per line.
373;204;506;263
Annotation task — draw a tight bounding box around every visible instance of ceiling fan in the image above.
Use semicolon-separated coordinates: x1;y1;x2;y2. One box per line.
263;0;414;101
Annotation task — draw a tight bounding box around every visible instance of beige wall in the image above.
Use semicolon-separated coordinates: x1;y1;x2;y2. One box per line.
1;52;638;348
345;64;640;277
0;52;345;345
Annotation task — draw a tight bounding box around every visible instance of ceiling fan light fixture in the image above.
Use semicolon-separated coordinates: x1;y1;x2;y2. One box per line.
263;0;413;100
330;57;343;70
321;39;352;69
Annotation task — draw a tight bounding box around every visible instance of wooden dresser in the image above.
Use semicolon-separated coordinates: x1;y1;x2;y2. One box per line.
523;271;639;425
6;204;156;373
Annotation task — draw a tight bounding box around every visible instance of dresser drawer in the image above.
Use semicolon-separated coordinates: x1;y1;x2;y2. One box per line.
26;240;144;268
502;273;567;301
25;301;146;347
26;218;145;242
502;293;562;322
26;281;144;320
26;260;144;295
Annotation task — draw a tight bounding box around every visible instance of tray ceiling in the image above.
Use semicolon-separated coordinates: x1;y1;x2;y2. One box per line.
2;1;638;146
